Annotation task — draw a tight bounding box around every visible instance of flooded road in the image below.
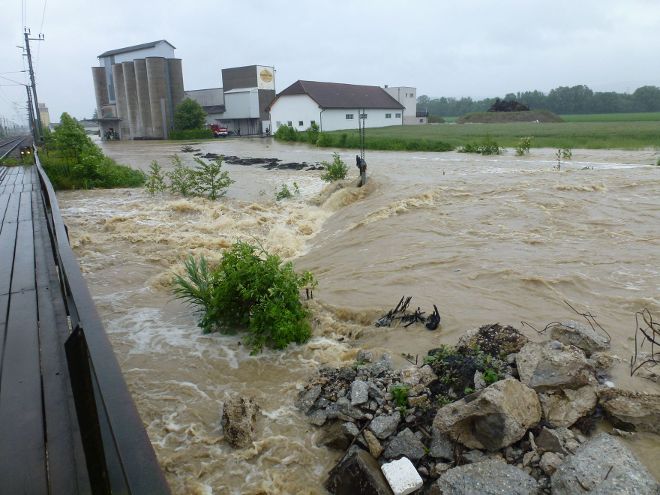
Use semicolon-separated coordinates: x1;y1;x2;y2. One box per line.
59;138;660;493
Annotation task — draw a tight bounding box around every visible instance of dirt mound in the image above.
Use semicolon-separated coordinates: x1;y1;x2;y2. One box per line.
457;110;563;124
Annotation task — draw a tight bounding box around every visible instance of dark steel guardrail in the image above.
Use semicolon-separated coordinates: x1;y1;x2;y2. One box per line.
34;152;170;494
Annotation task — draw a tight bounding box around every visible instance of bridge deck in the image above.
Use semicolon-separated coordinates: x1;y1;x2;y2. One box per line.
0;165;90;492
0;164;169;494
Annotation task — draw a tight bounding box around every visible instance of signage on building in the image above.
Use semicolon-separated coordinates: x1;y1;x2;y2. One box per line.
257;66;275;90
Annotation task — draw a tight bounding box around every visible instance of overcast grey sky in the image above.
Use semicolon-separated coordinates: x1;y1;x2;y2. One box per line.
2;0;659;125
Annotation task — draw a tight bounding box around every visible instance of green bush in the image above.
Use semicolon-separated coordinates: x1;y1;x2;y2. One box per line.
457;136;503;155
274;125;299;142
169;128;214;140
305;122;320;144
41;113;144;190
320;153;348;182
275;182;300;201
173;98;207;131
316;132;333;147
167;154;196;196
145;160;167;195
515;136;533;156
173;242;315;353
191;156;234;200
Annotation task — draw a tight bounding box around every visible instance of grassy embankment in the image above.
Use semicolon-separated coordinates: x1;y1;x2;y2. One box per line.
320;116;660;150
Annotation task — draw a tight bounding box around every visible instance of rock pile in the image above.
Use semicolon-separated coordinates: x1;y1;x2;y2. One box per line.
296;322;660;494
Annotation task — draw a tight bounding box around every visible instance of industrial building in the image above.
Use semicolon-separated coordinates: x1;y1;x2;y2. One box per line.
185;65;275;135
91;40;185;140
268;80;405;133
383;86;427;125
37;103;50;128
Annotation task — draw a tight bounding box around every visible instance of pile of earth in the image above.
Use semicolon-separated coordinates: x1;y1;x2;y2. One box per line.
295;321;660;494
457;110;563;124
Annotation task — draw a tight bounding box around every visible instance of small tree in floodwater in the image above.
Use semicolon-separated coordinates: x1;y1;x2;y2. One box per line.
192;156;234;200
145;161;167;195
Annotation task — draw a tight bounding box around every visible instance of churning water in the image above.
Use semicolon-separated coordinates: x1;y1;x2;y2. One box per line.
58;138;660;493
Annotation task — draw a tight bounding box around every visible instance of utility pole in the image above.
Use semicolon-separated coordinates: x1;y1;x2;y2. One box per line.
24;28;44;142
25;85;37;143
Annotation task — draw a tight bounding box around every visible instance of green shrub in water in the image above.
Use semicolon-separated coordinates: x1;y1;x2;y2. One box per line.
145;160;167;195
320;152;348;182
173;241;316;353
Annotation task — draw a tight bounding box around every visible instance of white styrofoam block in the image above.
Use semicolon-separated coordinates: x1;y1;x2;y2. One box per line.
380;457;423;495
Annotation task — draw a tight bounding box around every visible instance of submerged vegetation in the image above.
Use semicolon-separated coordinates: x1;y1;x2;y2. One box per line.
40;113;145;190
275;182;300;201
320;153;348;182
173;242;316;353
145;154;234;199
457;136;503;155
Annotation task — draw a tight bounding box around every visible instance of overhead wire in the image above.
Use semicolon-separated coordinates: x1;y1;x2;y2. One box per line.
36;0;48;69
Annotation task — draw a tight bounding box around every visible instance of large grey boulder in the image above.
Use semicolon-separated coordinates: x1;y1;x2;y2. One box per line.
221;396;260;448
551;433;659;494
549;320;609;356
516;341;595;392
325;449;394;495
434;459;540;494
383;428;426;462
433;378;541;451
538;385;598;427
599;388;660;434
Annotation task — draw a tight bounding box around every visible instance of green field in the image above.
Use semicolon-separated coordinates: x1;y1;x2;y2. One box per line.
324;119;660;150
560;112;660;122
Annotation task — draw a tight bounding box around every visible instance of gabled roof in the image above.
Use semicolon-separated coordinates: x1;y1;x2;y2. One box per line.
272;80;405;110
98;40;175;58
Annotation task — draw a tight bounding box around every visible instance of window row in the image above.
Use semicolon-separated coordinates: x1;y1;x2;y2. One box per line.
345;112;402;120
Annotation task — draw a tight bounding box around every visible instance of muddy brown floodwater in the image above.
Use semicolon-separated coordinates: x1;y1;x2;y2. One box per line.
58;138;660;493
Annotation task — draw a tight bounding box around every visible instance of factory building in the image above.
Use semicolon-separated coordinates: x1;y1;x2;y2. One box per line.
185;65;275;135
37;103;50;128
383;86;427;125
268;80;405;133
91;40;185;140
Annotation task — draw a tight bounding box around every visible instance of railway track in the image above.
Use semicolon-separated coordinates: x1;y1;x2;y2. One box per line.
0;135;30;161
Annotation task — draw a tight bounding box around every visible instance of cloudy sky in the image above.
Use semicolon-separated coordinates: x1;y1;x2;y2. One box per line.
1;0;659;126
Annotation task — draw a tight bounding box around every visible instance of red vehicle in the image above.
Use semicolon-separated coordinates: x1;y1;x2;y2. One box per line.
210;124;229;137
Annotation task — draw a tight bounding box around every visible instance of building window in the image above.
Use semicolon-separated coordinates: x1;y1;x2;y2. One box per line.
395;113;401;118
359;113;368;119
287;121;292;126
385;113;391;118
298;121;304;127
420;118;424;123
311;120;316;125
346;114;354;119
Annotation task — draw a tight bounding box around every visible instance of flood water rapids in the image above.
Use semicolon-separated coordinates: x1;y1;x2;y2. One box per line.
57;138;660;493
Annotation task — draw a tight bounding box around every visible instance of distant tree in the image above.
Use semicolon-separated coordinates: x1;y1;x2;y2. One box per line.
488;98;529;112
632;86;660;112
173;98;207;131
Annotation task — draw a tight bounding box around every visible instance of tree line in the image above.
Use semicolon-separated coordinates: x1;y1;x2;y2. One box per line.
417;85;660;117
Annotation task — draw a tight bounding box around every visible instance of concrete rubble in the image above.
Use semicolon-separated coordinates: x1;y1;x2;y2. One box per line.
293;323;659;494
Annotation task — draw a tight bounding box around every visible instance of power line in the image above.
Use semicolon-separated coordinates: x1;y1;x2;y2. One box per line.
0;75;26;85
36;0;48;68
